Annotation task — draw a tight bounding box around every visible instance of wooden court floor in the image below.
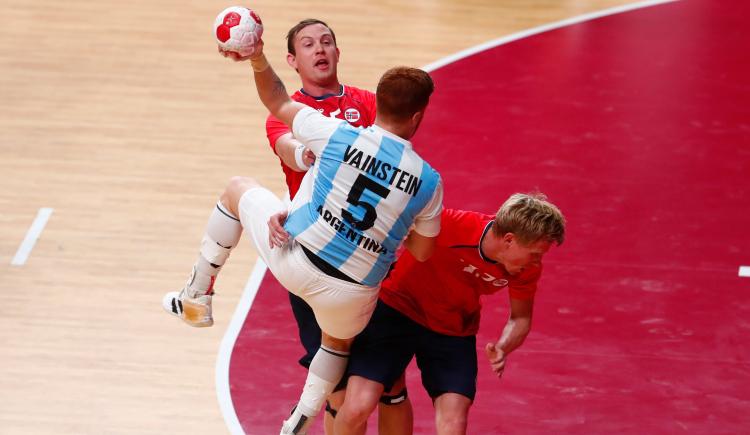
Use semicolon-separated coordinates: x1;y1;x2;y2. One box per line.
0;1;637;433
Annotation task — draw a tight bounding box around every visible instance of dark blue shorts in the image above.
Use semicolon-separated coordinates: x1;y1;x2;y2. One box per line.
414;325;477;401
348;300;478;400
288;292;321;368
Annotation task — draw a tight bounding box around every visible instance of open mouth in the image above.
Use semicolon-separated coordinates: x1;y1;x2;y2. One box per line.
314;59;330;70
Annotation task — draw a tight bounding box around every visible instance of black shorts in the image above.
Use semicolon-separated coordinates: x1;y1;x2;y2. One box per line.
348;300;478;400
414;326;477;401
288;292;321;368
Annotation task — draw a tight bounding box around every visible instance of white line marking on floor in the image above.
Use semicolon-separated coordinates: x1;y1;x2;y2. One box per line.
215;258;267;435
11;207;54;266
740;266;750;278
421;0;679;72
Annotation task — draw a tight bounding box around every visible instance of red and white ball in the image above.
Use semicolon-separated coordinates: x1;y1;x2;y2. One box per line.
214;6;263;56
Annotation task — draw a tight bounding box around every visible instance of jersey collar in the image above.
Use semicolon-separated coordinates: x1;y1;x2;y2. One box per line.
299;84;345;100
370;124;414;149
478;221;498;264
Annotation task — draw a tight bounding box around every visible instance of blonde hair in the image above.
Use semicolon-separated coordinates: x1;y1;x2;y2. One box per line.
493;192;566;246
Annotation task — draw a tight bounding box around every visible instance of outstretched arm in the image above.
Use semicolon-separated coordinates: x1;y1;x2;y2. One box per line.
249;48;306;127
485;297;533;378
219;42;305;127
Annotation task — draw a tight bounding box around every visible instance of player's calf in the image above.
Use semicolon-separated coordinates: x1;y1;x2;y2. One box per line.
162;200;243;327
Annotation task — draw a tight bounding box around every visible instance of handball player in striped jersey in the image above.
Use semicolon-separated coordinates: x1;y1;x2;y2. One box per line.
165;19;443;434
264;19;412;434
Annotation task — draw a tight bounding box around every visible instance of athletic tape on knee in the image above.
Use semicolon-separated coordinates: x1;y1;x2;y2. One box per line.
200;235;232;265
379;387;408;405
298;372;335;416
299;346;349;416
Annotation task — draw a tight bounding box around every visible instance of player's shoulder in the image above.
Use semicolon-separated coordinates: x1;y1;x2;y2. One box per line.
289;89;307;102
342;85;376;111
292;106;342;135
436;209;491;245
442;208;493;228
342;84;375;98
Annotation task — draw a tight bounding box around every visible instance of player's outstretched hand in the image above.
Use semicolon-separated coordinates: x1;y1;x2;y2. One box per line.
485;342;507;379
268;210;290;249
218;38;264;62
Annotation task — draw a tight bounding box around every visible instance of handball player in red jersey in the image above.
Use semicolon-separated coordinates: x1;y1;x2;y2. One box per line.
334;193;566;435
265;19;376;200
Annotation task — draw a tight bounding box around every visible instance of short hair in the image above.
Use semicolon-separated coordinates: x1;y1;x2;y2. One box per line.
376;67;434;122
286;19;337;55
493;192;566;246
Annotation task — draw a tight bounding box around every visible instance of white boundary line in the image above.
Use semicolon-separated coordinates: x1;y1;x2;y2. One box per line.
11;207;54;266
740;266;750;278
422;0;678;72
214;0;680;432
216;259;268;435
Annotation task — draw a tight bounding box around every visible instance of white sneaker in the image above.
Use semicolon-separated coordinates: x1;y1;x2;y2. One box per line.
162;289;213;327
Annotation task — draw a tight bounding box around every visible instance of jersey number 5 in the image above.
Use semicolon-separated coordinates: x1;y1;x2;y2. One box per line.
342;174;390;231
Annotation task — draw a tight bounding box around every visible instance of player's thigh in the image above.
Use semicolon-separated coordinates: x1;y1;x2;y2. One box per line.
237;187;309;290
304;277;379;340
415;332;478;401
347;300;418;390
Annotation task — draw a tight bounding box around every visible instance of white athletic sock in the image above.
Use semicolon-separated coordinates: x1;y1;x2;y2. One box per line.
185;202;242;298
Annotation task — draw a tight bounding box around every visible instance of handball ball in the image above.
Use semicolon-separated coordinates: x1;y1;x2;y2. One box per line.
214;6;263;56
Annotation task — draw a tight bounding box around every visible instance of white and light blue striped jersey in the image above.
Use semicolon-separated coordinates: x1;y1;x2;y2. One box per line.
285;107;443;286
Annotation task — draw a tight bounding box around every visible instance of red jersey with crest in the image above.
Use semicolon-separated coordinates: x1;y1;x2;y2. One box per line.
379;208;541;336
266;85;377;199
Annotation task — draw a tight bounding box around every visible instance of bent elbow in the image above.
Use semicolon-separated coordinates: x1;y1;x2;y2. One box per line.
411;245;434;262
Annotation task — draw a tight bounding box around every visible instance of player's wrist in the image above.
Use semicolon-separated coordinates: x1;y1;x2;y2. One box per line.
250;53;269;72
294;143;310;171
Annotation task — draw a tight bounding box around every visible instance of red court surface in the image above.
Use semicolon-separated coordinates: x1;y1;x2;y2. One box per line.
222;1;750;433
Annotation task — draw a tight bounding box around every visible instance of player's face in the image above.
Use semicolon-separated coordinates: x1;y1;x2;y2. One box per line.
289;23;340;86
496;235;551;276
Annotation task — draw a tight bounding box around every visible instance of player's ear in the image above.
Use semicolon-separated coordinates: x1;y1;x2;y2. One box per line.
411;111;421;123
334;47;340;62
502;232;515;246
287;53;297;69
411;110;425;131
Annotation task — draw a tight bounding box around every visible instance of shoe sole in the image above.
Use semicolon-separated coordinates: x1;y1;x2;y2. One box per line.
162;291;213;328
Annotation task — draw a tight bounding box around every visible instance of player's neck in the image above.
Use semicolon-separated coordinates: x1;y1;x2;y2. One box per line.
374;117;414;141
300;79;342;98
480;228;503;264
